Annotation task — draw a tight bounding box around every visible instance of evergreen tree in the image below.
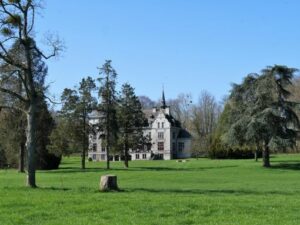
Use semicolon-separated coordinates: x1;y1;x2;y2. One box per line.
118;83;145;168
58;77;97;169
98;60;118;169
0;38;58;173
0;108;26;171
223;65;299;167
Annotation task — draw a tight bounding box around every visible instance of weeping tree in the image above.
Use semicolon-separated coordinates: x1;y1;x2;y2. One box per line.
118;83;145;168
223;65;299;167
0;0;62;187
98;60;118;170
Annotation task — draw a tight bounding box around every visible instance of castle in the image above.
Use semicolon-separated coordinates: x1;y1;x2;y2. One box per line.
88;92;192;161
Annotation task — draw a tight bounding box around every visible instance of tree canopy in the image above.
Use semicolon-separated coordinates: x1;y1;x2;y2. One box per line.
221;65;299;167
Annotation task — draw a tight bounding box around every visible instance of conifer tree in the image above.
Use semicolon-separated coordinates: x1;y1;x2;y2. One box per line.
98;60;118;169
223;65;299;167
118;83;145;168
59;77;97;169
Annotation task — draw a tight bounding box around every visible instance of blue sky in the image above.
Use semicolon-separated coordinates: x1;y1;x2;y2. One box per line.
35;0;300;103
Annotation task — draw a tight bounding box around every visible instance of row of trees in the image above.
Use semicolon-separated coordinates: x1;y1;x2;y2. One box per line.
0;1;299;191
49;60;147;170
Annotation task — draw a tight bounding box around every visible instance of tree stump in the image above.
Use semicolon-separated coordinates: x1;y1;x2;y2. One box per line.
100;175;118;192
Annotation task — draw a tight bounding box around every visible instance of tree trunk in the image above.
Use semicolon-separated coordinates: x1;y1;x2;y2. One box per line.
254;144;259;162
263;143;270;167
81;152;86;169
26;103;37;188
81;109;86;170
106;144;110;169
124;137;129;168
99;175;118;191
106;112;110;170
18;141;25;173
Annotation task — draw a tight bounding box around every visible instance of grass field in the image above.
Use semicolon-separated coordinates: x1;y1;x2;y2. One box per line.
1;155;300;225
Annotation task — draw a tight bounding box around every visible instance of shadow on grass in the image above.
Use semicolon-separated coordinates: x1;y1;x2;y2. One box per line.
270;163;300;171
45;165;238;174
40;186;71;191
273;159;300;162
125;187;296;196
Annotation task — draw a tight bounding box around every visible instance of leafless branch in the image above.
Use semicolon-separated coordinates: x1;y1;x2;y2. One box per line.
0;86;28;102
37;33;64;59
0;69;18;85
0;104;26;114
43;94;62;105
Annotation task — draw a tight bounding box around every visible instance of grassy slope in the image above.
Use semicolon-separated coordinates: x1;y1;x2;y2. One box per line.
0;155;300;225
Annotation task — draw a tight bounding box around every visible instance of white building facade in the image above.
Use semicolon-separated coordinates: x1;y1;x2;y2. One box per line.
88;94;192;161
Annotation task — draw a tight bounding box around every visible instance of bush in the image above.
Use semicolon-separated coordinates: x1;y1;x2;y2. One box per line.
209;148;262;159
0;146;7;169
209;135;262;159
36;152;62;170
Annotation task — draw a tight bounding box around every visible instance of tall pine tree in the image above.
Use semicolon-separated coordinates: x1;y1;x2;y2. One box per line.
98;60;118;169
59;77;97;169
118;83;145;168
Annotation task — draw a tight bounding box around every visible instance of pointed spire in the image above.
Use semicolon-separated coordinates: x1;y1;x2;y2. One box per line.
161;87;166;109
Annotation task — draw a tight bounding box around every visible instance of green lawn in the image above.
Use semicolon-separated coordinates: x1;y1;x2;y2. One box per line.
1;155;300;225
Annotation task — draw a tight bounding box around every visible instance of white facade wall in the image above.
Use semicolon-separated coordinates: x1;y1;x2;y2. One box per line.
149;110;172;160
131;152;152;160
88;106;192;161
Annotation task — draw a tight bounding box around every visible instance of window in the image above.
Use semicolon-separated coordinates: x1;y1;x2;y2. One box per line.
178;142;185;152
158;122;160;128
91;134;96;141
101;154;106;161
147;144;151;151
158;132;164;139
162;122;164;128
92;144;97;152
142;154;147;159
101;146;106;152
173;142;176;151
158;142;164;151
136;154;140;160
92;154;96;160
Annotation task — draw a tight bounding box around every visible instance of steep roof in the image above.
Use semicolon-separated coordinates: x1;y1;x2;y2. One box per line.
165;114;181;127
178;129;192;139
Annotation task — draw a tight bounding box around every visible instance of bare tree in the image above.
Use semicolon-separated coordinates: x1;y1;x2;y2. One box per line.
168;93;193;129
138;95;156;109
191;91;221;156
0;0;62;187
